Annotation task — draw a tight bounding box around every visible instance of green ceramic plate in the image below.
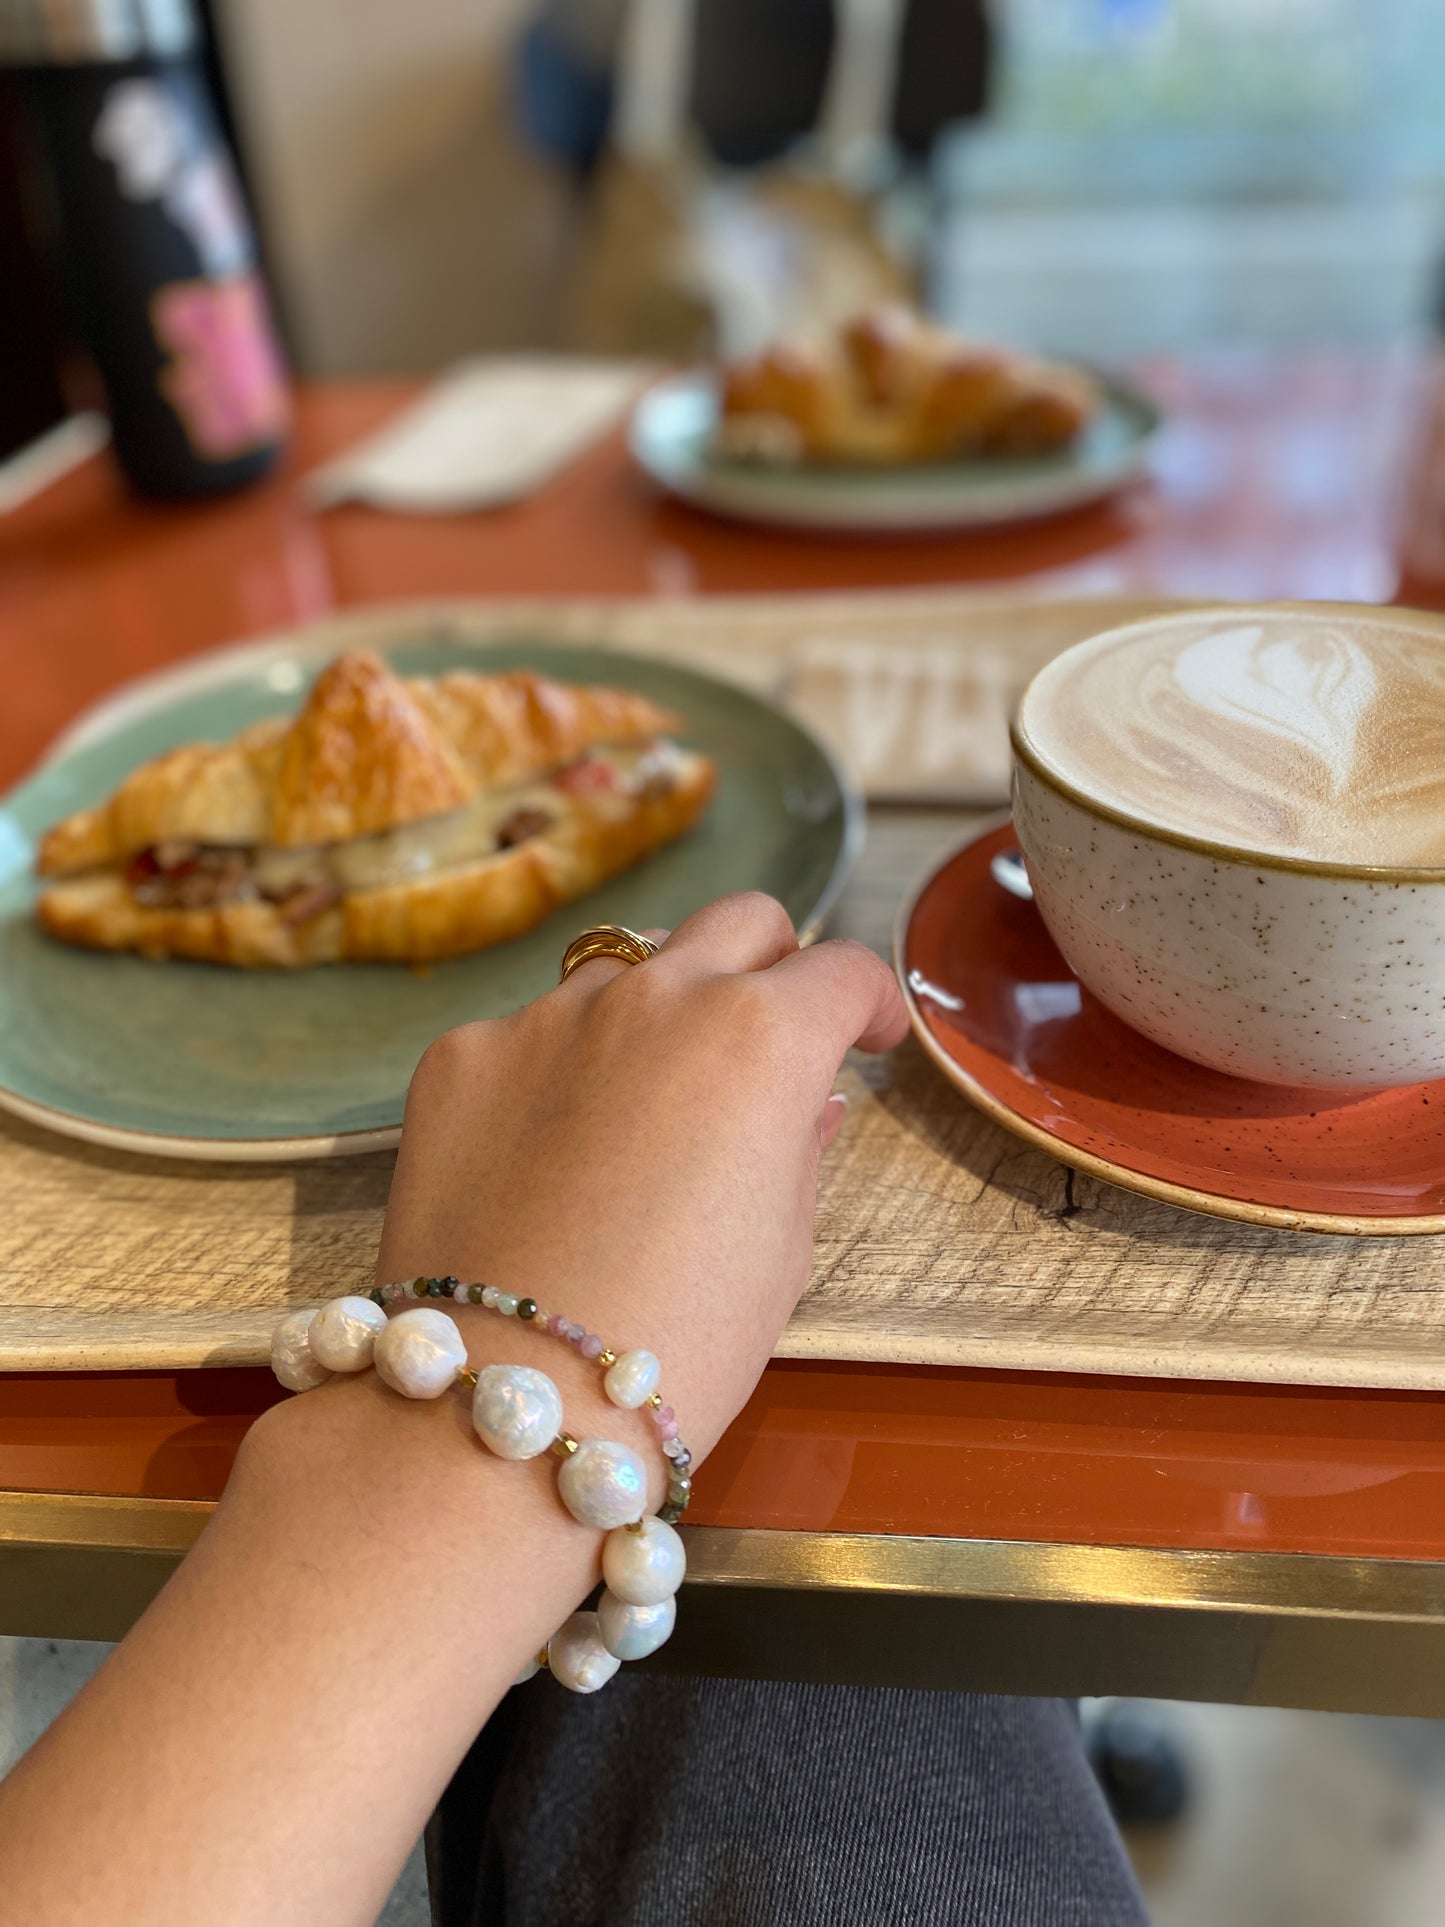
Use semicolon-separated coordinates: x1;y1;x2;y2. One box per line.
630;369;1162;532
0;636;860;1160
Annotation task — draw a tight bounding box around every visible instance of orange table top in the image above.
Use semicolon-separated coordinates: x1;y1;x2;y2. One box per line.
4;355;1445;1566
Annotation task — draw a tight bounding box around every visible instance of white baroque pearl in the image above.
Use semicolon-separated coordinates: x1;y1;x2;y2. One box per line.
557;1438;647;1529
307;1295;387;1373
373;1308;467;1399
603;1348;661;1409
270;1308;331;1392
598;1588;676;1661
547;1612;621;1695
601;1517;686;1606
473;1364;564;1460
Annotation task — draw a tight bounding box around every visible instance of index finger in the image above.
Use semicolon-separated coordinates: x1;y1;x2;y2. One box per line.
765;938;910;1058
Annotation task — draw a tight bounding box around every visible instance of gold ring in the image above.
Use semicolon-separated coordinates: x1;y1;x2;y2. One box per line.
559;923;660;983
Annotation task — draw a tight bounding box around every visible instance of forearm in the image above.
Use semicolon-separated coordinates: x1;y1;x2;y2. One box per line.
0;1373;599;1927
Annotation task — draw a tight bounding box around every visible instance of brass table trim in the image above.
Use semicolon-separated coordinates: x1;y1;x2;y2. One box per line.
5;1494;1443;1714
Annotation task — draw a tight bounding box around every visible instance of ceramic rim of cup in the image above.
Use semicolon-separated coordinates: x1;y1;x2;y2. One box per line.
1011;600;1445;886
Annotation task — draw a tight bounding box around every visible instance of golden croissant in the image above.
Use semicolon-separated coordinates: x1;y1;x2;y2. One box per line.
717;305;1100;466
36;651;716;967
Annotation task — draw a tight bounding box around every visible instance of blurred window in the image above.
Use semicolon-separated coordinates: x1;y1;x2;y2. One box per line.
935;0;1445;354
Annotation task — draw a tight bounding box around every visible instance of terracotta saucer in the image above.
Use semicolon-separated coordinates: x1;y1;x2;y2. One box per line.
897;822;1445;1235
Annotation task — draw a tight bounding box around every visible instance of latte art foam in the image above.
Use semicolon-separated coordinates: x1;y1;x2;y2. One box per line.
1018;608;1445;867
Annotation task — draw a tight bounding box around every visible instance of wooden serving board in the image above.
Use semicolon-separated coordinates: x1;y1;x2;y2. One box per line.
5;590;1445;1387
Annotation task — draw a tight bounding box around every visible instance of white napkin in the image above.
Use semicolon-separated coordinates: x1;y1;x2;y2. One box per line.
303;357;651;513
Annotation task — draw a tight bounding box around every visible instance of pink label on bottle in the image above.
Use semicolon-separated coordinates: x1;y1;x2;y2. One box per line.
151;273;289;461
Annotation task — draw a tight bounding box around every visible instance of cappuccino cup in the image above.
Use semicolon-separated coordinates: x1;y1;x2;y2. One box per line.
1011;602;1445;1089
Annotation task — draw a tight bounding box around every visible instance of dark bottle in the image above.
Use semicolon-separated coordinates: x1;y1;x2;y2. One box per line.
2;0;289;498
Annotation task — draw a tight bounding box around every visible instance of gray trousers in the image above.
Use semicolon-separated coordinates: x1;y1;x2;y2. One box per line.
427;1678;1149;1925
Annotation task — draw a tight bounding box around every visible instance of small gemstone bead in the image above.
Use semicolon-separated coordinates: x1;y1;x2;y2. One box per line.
549;1314;569;1337
662;1437;686;1461
370;1287;385;1306
667;1475;693;1501
517;1298;538;1321
442;1276;459;1295
532;1309;551;1328
658;1500;685;1524
658;1419;680;1442
497;1292;520;1315
468;1285;484;1305
426;1278;443;1298
481;1286;501;1309
411;1276;427;1297
580;1333;604;1360
653;1404;675;1425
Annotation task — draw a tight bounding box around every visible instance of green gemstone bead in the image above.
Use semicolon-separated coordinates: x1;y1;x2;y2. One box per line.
668;1476;693;1501
468;1285;484;1305
411;1276;427;1296
658;1500;686;1525
369;1287;386;1306
426;1278;442;1298
517;1298;538;1321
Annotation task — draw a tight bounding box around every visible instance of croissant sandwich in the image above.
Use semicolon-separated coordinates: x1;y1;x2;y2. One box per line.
718;305;1100;467
36;651;717;967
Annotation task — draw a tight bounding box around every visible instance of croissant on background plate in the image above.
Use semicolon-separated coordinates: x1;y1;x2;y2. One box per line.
718;305;1100;467
36;652;716;967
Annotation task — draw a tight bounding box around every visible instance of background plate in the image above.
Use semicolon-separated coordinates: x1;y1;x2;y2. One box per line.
0;638;858;1159
630;369;1162;532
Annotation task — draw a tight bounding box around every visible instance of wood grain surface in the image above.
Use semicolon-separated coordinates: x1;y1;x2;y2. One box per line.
4;590;1444;1384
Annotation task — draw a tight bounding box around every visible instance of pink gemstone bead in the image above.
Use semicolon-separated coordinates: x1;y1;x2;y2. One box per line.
652;1404;675;1426
581;1334;604;1360
566;1322;586;1343
549;1314;569;1337
658;1419;680;1441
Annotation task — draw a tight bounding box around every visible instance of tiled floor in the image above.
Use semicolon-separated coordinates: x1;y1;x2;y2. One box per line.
6;1637;1445;1925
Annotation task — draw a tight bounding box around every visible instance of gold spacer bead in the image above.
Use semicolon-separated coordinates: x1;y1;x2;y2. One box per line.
624;1520;645;1535
598;1349;617;1369
536;1648;550;1670
455;1367;479;1390
550;1431;579;1458
647;1393;663;1410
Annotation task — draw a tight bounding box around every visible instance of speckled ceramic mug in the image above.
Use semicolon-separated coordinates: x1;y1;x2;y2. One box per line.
1010;603;1445;1089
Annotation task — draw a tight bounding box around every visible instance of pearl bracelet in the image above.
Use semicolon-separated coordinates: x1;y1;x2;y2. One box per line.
269;1280;690;1695
378;1274;694;1521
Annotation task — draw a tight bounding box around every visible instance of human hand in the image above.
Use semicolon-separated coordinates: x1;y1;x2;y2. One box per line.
377;892;908;1462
